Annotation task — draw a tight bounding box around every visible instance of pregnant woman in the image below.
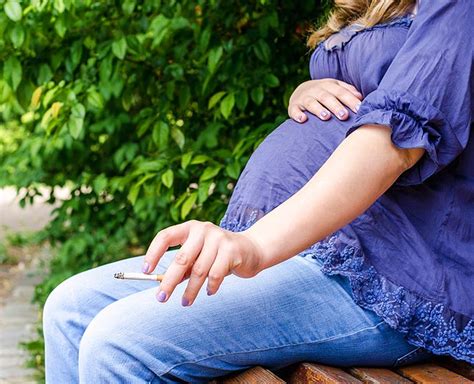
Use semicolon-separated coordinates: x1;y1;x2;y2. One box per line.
43;0;473;382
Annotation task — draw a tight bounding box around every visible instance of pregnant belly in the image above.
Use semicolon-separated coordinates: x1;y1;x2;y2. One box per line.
220;112;355;231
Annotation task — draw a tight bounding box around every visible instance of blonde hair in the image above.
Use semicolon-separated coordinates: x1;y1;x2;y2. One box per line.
307;0;415;49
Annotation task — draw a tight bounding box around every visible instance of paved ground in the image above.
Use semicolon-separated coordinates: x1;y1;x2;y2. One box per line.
0;187;57;383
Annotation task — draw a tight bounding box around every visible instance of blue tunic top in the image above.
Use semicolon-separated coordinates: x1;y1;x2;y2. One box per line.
219;1;473;363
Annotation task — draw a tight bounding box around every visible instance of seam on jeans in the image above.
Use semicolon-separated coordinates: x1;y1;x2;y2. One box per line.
158;320;387;378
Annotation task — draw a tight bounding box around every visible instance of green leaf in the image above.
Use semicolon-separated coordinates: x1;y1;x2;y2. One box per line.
9;24;25;48
87;89;104;110
264;73;280;87
68;103;85;139
199;165;221;182
190;154;210;165
181;151;193;170
70;41;83;70
112;37;127;60
71;103;85;118
253;40;271;63
122;0;136;15
220;93;235;119
181;192;197;219
171;126;185;150
127;183;140;205
54;0;65;13
149;15;171;48
4;56;22;90
207;46;223;74
161;169;174;188
197;180;211;204
4;1;22;22
93;174;108;193
152;121;169;149
235;90;249;111
55;16;67;38
251;86;264;105
199;26;211;53
225;160;241;179
179;85;191;108
38;64;53;84
208;91;226;110
40;109;53;130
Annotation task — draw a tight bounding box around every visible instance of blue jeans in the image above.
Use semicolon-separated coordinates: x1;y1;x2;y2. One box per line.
43;250;432;383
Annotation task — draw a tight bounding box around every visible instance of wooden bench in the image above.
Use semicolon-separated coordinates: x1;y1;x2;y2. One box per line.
209;356;474;383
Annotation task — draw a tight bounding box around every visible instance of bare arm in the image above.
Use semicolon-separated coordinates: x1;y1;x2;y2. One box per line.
144;123;425;305
242;124;425;270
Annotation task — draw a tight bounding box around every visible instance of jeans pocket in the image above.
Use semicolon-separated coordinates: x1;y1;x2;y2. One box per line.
392;346;433;368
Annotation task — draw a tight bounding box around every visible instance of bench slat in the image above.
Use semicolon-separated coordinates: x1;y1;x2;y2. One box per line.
397;363;473;384
288;362;362;384
436;357;474;381
349;367;413;384
214;366;285;384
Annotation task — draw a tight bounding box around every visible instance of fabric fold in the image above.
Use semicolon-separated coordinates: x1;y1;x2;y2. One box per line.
348;89;464;185
220;209;474;364
299;233;474;364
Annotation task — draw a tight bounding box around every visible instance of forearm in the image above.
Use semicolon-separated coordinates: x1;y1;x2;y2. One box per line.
242;124;424;271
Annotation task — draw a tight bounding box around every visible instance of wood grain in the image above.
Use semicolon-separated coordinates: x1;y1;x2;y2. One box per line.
215;366;285;384
288;362;362;384
436;357;474;381
349;367;413;384
397;363;473;384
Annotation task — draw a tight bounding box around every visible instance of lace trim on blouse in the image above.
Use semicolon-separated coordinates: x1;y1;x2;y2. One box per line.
219;208;474;364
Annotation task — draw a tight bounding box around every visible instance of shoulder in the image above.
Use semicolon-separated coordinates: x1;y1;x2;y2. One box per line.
322;14;415;52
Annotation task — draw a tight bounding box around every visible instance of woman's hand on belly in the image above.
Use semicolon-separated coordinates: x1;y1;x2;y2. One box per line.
288;78;362;123
142;220;265;306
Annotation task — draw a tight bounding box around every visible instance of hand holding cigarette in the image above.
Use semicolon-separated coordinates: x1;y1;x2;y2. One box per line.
140;220;265;307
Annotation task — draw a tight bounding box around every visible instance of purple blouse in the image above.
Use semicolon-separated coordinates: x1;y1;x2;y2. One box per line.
219;1;473;363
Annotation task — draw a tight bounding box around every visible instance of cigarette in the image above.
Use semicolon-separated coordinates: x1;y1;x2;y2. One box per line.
114;272;164;282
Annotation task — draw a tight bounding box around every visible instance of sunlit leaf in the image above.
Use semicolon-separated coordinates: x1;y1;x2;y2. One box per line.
220;93;235;119
4;56;22;90
171;126;185;150
161;169;174;188
9;24;25;48
112;37;127;60
181;192;197;219
208;91;226;109
4;1;22;22
199;165;221;182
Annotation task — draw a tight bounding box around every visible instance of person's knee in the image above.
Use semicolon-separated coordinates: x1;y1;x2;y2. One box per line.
43;276;76;334
43;271;98;335
78;311;112;370
78;304;165;381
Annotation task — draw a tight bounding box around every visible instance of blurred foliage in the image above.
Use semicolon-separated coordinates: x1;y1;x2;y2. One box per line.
0;0;328;380
0;0;326;294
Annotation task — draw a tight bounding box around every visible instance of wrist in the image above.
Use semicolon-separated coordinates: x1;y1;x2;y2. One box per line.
239;228;271;272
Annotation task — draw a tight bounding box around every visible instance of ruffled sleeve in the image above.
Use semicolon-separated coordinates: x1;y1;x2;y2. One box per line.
347;1;473;186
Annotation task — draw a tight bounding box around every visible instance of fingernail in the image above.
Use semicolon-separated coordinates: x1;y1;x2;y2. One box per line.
355;103;361;112
206;288;213;296
297;115;304;122
338;109;347;118
142;262;150;274
320;110;329;119
181;297;190;306
157;291;167;302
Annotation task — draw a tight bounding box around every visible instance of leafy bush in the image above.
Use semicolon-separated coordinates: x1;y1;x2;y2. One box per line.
1;0;327;378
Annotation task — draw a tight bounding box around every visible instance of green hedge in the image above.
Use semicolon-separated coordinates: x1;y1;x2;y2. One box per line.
1;0;327;290
1;0;327;378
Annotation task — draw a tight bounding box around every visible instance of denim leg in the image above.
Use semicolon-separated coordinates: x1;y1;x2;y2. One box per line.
67;254;428;383
43;250;178;383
